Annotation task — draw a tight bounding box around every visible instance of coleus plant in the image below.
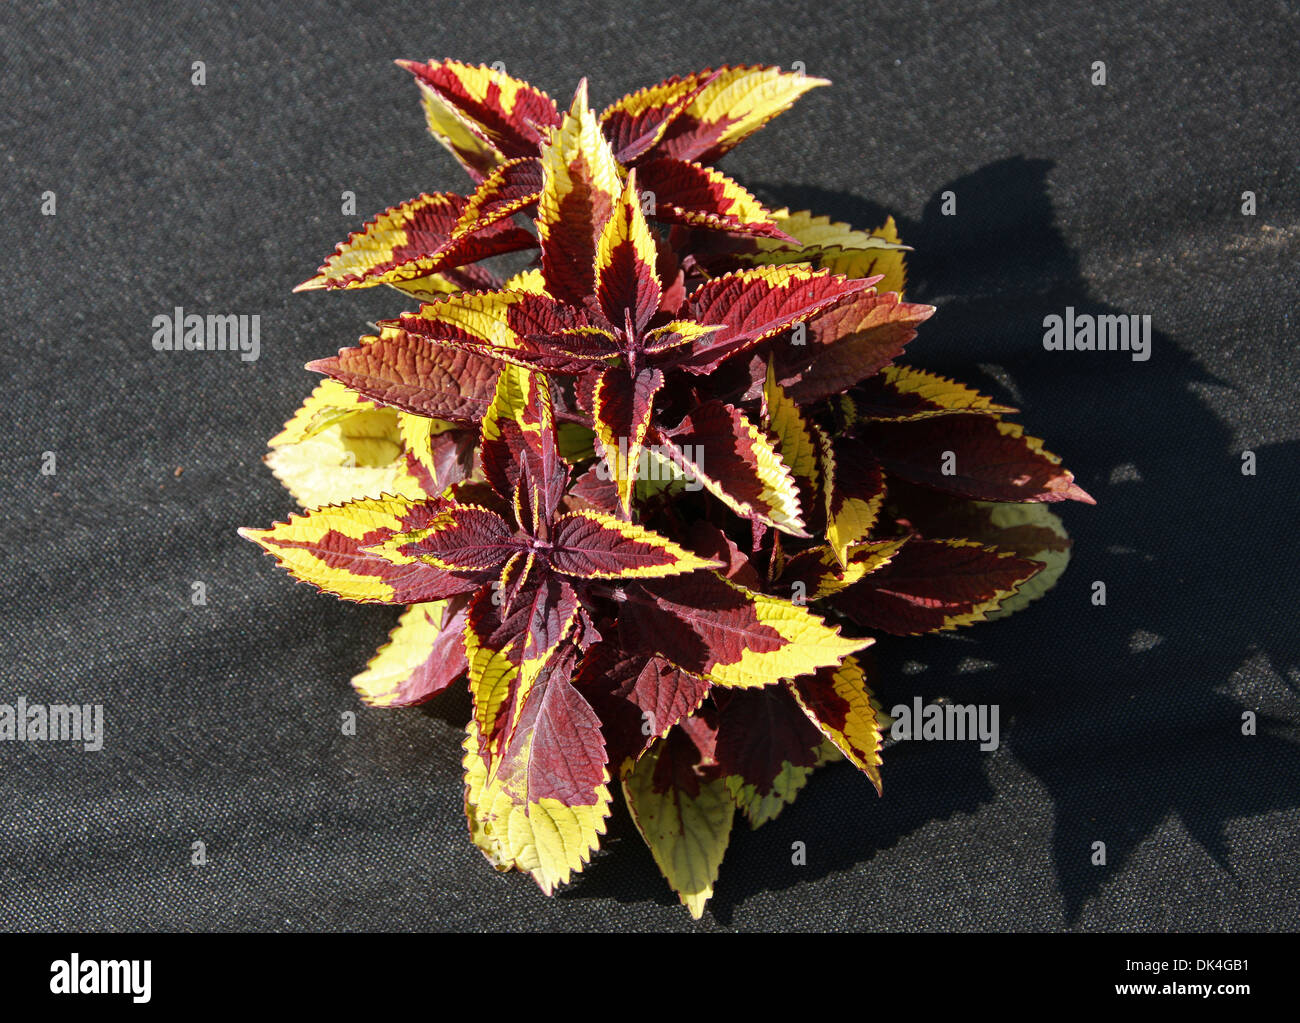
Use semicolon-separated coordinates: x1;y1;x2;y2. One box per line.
242;60;1093;918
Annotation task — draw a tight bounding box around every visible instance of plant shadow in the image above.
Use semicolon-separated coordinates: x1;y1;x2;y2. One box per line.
566;157;1300;927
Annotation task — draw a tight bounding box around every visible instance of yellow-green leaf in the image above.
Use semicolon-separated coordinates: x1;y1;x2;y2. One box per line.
351;599;468;707
621;742;734;919
978;502;1072;620
788;655;884;792
762;359;819;490
463;715;611;896
764;211;909;295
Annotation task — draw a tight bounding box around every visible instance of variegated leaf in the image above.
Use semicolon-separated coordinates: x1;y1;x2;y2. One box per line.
621;721;733;919
761;359;819;526
462;642;611;896
661;401;806;535
678;265;875;374
598;72;711;162
788;654;884;792
591;365;663;516
295;193;535;292
832;538;1043;635
778;536;909;603
738;210;910;294
594;170;662;332
352;597;471;707
397;59;561;162
239;496;481;604
548;508;721;579
621;572;870;688
714;685;831;828
849;364;1018;421
384;504;524;572
536;81;623;306
465;573;582;752
654;65;829;164
636;156;790;239
454;157;544;236
817;429;886;568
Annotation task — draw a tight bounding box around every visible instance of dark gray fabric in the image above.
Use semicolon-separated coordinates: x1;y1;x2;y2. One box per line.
1;0;1297;932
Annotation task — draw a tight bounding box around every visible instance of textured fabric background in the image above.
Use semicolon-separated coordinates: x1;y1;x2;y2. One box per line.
1;0;1297;932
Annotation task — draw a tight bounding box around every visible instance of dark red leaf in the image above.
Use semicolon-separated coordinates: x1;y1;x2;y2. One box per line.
831;538;1043;635
781;292;934;403
394;506;522;572
576;643;712;762
495;642;608;806
712;685;825;793
677;268;874;374
307;331;502;424
861;413;1096;504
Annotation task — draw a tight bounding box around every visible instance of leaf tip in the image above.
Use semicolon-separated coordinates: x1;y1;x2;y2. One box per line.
1065;481;1097;505
237;525;270;549
570;77;590;114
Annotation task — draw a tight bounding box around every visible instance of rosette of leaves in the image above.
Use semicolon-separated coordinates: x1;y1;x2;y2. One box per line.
243;61;1093;917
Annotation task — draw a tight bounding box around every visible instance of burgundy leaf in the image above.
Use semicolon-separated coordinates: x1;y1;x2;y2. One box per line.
832;538;1042;635
577;643;712;762
496;642;607;806
677;268;874;374
307;331;501;424
781;292;935;403
394;506;523;572
861;413;1096;504
713;685;825;793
